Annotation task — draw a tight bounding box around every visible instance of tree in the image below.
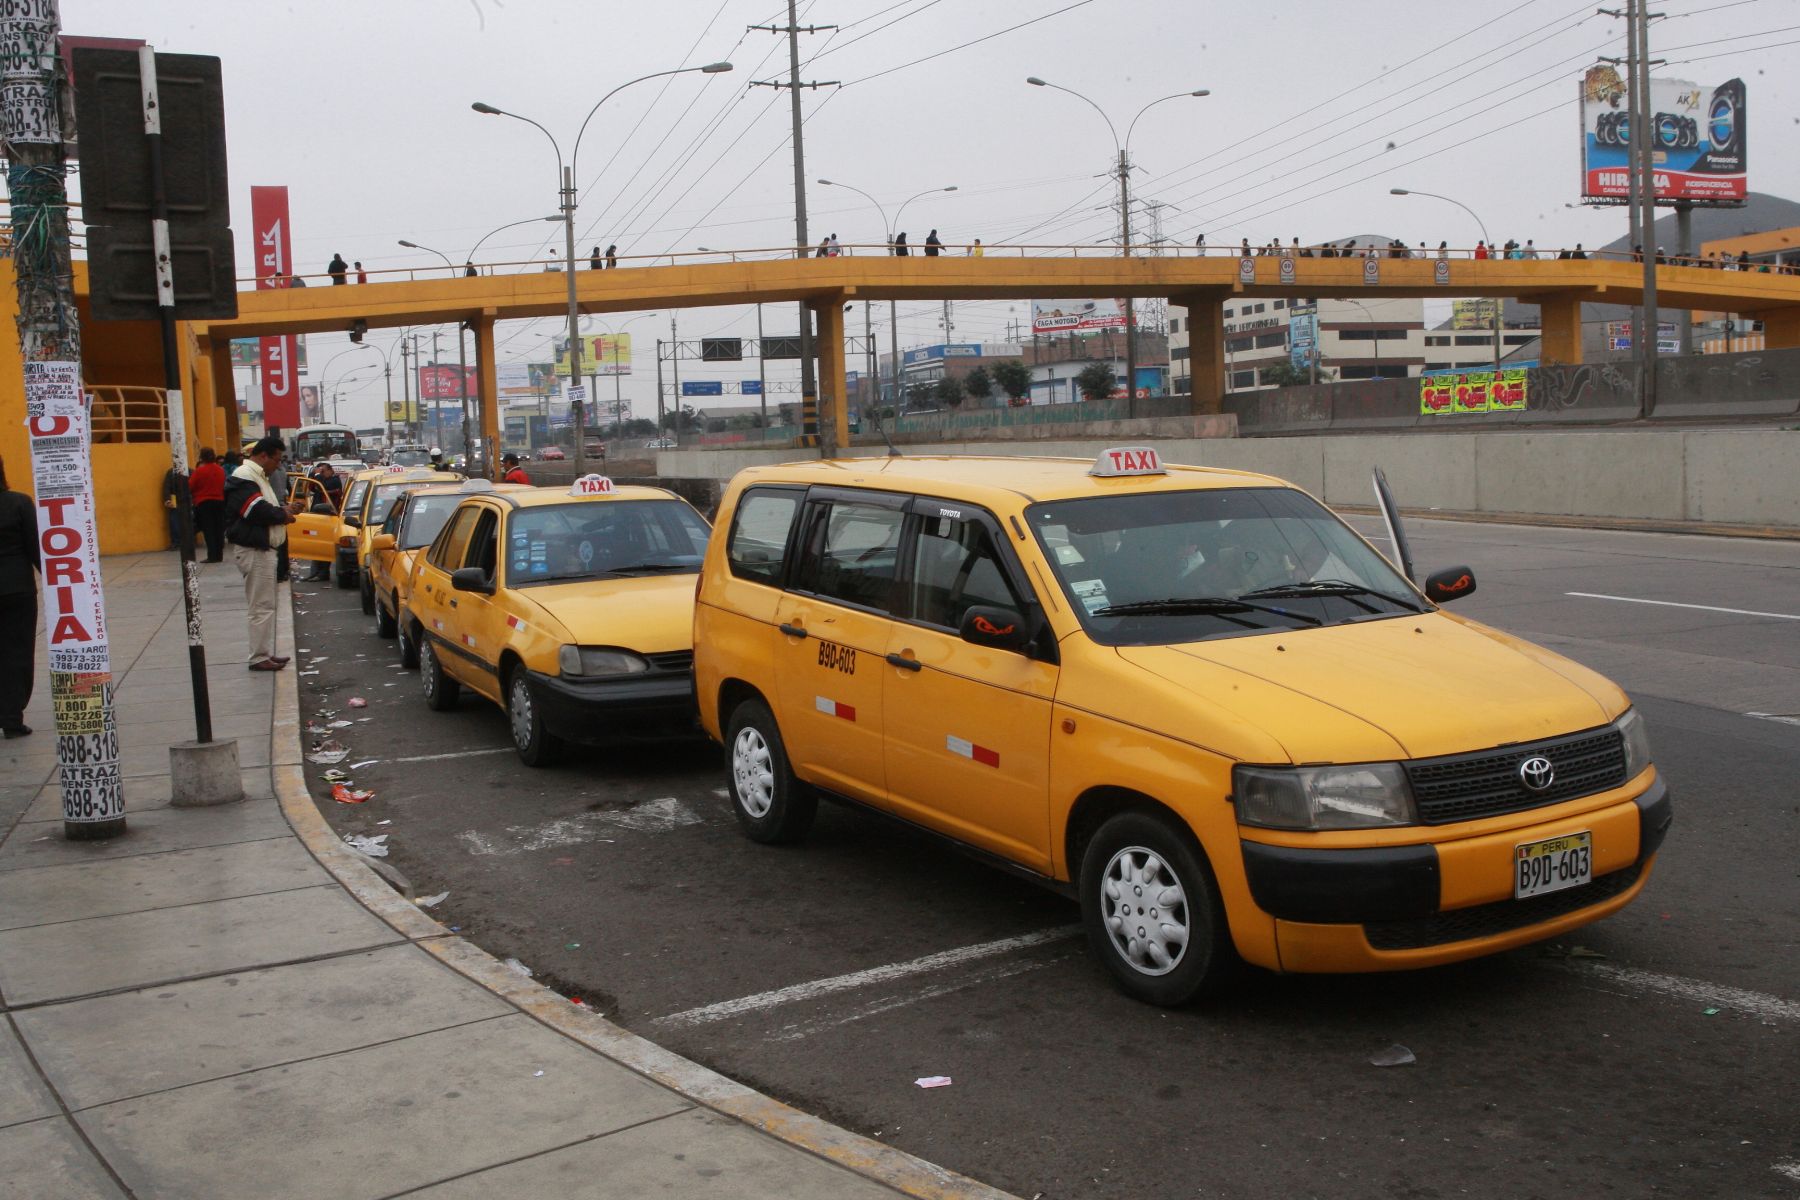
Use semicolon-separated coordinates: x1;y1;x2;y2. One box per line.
962;365;993;405
1257;360;1325;388
990;359;1032;406
904;382;936;411
1076;361;1118;401
934;375;966;409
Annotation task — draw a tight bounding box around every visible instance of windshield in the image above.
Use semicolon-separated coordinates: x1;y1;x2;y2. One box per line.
291;428;359;462
1027;486;1423;645
400;494;462;549
391;448;431;467
368;481;430;525
505;499;711;585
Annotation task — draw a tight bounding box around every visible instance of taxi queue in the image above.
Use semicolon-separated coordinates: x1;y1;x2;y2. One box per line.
294;452;1669;1006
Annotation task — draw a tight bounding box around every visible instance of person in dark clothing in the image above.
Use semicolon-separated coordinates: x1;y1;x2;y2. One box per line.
190;447;227;563
161;465;190;549
893;232;908;257
1571;244;1587;260
464;261;478;278
226;437;302;671
500;454;531;485
589;246;602;270
328;254;349;284
0;456;38;737
924;230;942;256
304;464;342;582
605;245;618;269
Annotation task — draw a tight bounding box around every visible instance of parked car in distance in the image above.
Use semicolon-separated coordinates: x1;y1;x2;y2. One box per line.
537;446;566;461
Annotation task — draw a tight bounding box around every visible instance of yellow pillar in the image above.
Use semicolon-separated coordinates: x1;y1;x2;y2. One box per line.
1173;292;1226;415
1752;307;1800;350
1536;293;1584;365
810;295;849;455
474;311;501;479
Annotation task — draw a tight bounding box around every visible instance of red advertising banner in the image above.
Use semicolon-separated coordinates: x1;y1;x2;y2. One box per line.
419;365;478;399
250;186;300;428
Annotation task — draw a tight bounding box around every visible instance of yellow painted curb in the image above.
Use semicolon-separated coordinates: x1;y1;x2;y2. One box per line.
269;585;1016;1200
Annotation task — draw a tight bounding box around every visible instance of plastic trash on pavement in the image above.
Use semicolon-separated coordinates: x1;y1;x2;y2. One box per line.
347;697;368;708
307;740;350;764
914;1076;953;1089
331;784;373;804
343;833;389;857
1370;1045;1416;1067
502;957;534;977
416;892;449;908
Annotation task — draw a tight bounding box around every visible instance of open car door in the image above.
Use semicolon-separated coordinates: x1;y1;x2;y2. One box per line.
286;476;338;565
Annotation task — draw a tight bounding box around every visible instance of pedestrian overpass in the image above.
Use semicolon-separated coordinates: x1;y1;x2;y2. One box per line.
193;249;1800;458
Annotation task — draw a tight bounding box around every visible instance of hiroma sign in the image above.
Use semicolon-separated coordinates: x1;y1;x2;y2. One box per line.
1580;67;1746;204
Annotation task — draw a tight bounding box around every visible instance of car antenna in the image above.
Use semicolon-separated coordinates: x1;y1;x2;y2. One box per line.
863;402;903;457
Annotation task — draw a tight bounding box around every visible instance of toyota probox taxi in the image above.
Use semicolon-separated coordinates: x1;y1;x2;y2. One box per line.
367;479;531;661
407;474;713;764
693;450;1671;1005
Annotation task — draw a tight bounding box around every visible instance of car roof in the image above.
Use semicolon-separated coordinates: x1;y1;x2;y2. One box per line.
729;455;1288;506
506;484;684;509
403;481;533;501
370;470;461;490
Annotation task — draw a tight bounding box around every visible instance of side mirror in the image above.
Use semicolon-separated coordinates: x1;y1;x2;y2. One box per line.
450;566;494;595
960;605;1030;653
342;513;362;528
1423;566;1477;603
370;533;396;553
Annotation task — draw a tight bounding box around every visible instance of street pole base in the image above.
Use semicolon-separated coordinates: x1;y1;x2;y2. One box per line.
64;817;127;841
170;738;244;807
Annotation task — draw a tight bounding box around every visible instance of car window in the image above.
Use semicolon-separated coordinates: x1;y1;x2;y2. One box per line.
380;495;407;537
793;499;905;613
367;483;416;525
466;509;499;580
341;478;370;517
905;513;1023;631
504;500;711;585
401;494;461;550
430;504;481;570
727;488;801;584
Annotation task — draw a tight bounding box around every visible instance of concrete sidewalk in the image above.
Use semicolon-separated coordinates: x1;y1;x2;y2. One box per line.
0;553;1008;1199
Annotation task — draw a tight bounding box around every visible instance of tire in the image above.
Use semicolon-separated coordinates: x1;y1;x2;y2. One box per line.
419;637;460;711
506;666;564;767
359;573;375;615
374;592;397;639
725;698;816;844
1079;809;1236;1006
398;617;421;668
335;552;356;589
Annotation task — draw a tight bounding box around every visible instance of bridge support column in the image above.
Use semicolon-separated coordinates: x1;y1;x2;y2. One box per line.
1753;307;1800;351
1174;293;1226;415
473;311;500;479
1536;294;1583;365
809;295;849;456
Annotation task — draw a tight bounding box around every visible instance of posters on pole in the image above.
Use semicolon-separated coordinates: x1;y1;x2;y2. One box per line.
554;333;632;377
0;9;61;145
1579;67;1746;203
1031;299;1128;334
1604;320;1681;354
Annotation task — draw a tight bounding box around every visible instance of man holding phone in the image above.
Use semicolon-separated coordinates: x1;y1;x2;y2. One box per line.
225;436;307;672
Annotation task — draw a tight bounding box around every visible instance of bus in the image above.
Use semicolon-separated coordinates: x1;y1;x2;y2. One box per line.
288;423;360;467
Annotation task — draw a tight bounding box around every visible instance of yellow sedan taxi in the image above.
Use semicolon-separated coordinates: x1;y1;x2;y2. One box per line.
406;474;713;764
344;468;461;611
367;479;531;658
692;449;1671;1005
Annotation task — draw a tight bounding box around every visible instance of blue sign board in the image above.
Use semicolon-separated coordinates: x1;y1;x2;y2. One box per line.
681;380;724;397
741;380;762;395
902;343;982;365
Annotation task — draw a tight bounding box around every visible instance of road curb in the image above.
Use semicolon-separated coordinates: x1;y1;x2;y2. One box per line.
269;586;1018;1200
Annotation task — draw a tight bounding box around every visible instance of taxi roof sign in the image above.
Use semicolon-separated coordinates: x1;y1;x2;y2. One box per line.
1090;447;1165;477
570;474;616;496
457;477;494;493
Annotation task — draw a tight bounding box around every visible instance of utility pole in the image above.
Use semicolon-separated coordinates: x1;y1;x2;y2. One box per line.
756;304;768;441
429;329;443;448
1602;1;1664;414
751;3;837;453
399;336;413;442
655;338;665;442
456;321;472;468
1118;147;1138;415
2;2;126;838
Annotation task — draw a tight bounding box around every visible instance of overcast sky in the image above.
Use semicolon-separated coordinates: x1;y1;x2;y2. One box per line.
60;0;1800;427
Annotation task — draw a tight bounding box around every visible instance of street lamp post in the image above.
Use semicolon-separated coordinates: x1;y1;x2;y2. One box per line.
1391;188;1499;372
817;180;955;417
1028;78;1208;416
319;345;378;426
1342;299;1384;379
473;61;732;476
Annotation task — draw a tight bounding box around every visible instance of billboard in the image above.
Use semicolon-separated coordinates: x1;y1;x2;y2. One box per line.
554;333;632;377
497;362;537;398
1287;303;1317;369
1604;320;1681;354
250;186;301;427
385;398;420;423
419;365;477;399
1580;68;1746;204
1031;299;1128;334
1451;298;1499;330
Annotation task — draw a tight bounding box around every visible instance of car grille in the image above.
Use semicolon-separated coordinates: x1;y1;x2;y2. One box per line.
1363;861;1644;951
1404;727;1626;825
647;650;694;674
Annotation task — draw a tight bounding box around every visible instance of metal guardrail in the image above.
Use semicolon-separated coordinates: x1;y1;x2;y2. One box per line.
88;385;169;443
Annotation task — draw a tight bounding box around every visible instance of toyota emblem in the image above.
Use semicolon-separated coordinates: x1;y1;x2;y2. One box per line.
1518;755;1556;792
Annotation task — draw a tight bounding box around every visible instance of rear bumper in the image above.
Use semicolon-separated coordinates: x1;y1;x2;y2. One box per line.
525;669;695;743
1239;775;1670;972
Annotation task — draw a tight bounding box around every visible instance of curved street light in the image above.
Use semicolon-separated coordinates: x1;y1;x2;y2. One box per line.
472;61;733;473
1027;78;1209;413
1390;187;1498;370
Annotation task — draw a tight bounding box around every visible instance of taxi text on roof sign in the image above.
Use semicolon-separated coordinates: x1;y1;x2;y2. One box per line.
1090;446;1165;477
570;474;616;496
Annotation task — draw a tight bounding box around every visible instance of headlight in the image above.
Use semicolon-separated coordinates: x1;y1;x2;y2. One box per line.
557;645;650;678
1233;763;1417;830
1617;708;1653;779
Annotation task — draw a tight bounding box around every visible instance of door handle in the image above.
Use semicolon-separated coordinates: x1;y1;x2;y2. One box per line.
448;598;457;608
885;652;922;672
779;622;808;639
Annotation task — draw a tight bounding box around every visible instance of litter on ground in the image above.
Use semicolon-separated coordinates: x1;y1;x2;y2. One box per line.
343;833;389;858
331;784;373;804
502;957;534;977
915;1076;953;1089
1370;1045;1416;1068
306;741;349;764
347;697;368;708
416;892;449;908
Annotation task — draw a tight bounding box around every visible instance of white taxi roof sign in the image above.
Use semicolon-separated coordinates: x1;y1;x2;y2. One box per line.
1089;446;1165;477
569;474;616;496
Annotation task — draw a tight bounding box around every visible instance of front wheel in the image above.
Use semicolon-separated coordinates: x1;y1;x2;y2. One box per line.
398;617;421;668
419;638;460;711
507;668;563;767
1079;810;1236;1006
374;593;397;639
726;698;816;844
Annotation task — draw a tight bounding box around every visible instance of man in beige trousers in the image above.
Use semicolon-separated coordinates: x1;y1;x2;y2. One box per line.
223;437;303;671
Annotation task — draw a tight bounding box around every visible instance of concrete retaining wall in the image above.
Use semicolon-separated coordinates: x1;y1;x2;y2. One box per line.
657;427;1800;530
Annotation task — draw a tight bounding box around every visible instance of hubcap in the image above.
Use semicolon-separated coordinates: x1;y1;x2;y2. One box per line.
420;644;436;693
509;676;534;748
1100;845;1190;976
732;726;775;818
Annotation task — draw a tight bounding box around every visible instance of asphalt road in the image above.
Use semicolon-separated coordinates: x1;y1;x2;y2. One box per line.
298;514;1800;1200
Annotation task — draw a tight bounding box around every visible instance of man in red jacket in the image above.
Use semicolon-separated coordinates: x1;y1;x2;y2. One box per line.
500;454;531;485
189;447;227;562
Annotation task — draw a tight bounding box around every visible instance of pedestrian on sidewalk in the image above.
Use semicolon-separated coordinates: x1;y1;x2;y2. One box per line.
190;447;227;563
500;453;531;485
924;230;942;256
226;437;302;672
0;456;38;738
354;261;368;284
161;463;189;550
328;253;349;284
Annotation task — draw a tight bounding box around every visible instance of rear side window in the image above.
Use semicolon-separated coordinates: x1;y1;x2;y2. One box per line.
727;488;801;583
429;504;481;570
793;499;905;613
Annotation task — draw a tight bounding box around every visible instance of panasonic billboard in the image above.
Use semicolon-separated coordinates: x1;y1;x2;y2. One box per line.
1580;66;1745;204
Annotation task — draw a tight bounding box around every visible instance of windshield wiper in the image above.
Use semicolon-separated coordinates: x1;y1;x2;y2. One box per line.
1092;596;1323;626
605;561;696;574
1240;579;1426;613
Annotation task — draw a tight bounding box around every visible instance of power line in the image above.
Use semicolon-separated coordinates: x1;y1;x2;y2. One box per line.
841;0;1095;87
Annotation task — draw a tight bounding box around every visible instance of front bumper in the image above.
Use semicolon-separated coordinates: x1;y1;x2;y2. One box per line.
1239;775;1671;972
525;668;695;744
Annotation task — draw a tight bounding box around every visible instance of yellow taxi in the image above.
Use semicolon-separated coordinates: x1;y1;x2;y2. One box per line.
344;468;461;611
285;465;364;573
692;449;1671;1005
406;474;713;765
369;479;532;660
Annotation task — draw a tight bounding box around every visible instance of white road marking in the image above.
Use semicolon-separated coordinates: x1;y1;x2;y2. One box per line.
654;926;1082;1029
767;953;1071;1043
1773;1160;1800;1183
1565;592;1800;621
1570;962;1800;1024
387;747;515;764
1745;712;1800;728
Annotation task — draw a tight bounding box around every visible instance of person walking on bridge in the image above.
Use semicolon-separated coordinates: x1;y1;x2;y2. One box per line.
589;246;602;270
328;253;348;284
605;244;618;269
893;232;908;257
925;230;942;256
